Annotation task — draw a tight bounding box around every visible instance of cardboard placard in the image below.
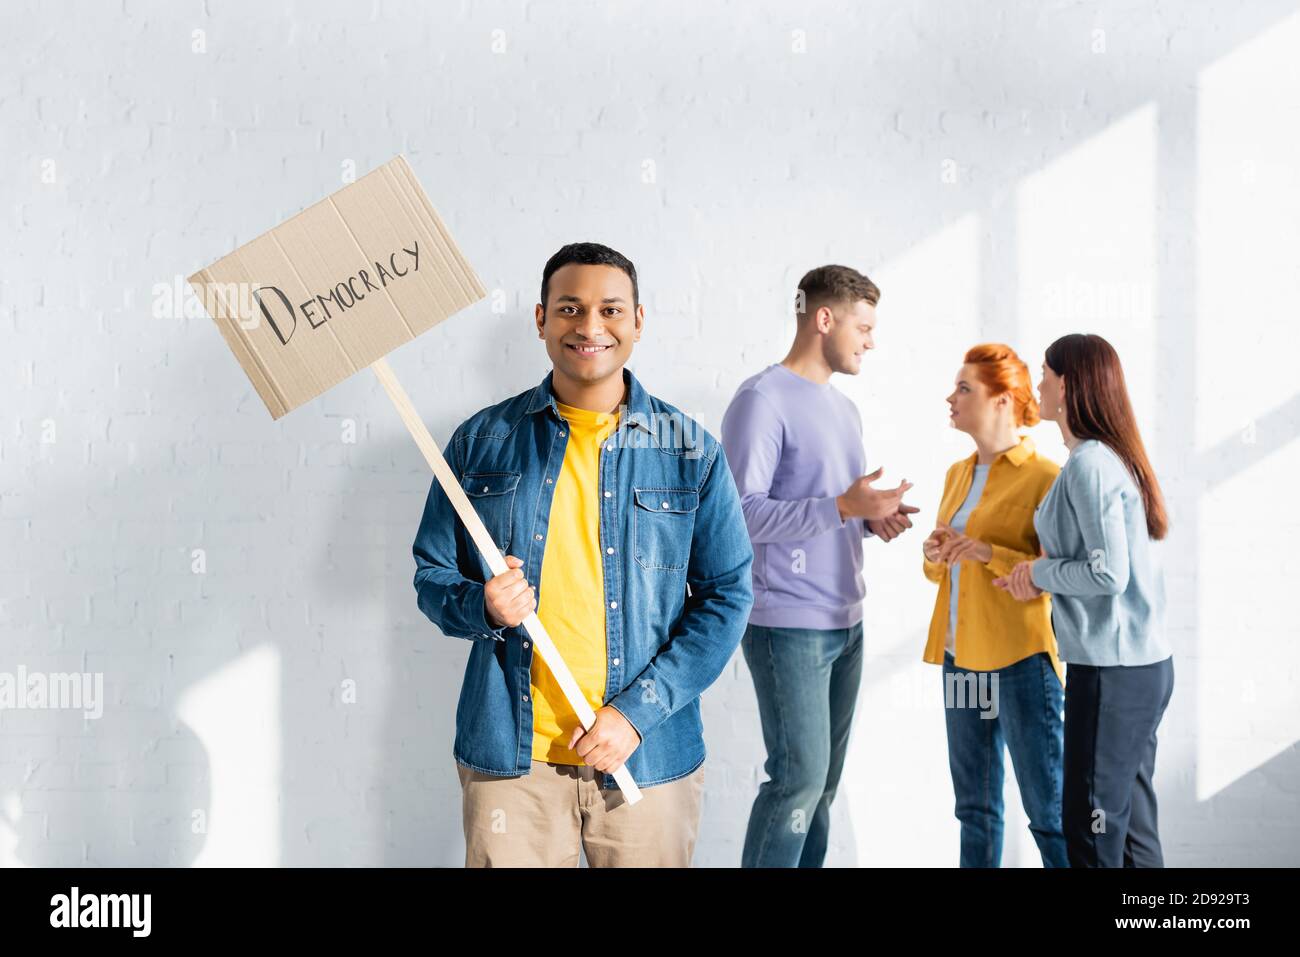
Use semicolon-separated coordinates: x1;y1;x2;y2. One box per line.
188;155;485;419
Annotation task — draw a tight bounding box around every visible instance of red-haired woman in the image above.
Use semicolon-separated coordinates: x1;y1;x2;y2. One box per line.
994;334;1173;867
921;344;1067;867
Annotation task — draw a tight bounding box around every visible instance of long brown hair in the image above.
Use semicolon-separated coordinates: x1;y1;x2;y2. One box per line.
1044;334;1168;540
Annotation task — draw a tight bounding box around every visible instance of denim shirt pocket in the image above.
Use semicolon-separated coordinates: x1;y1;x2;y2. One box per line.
463;470;521;557
632;487;699;571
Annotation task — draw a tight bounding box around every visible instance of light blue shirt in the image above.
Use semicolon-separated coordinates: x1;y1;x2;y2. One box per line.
946;463;990;655
1030;439;1170;666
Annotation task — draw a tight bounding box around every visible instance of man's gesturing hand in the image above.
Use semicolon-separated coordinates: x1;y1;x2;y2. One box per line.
483;554;536;629
838;467;915;522
867;503;922;542
569;706;642;773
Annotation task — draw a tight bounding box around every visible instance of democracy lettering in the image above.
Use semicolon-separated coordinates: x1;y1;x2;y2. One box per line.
252;240;421;345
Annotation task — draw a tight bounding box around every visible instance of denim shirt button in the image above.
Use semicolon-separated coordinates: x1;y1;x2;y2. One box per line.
604;491;612;498
610;601;617;609
535;533;543;541
613;657;620;666
606;547;615;554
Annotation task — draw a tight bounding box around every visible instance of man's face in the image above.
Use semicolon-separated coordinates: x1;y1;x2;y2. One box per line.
535;263;643;388
821;299;877;375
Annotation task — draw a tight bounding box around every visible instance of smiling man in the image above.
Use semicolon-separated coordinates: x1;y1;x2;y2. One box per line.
721;264;919;867
412;242;754;867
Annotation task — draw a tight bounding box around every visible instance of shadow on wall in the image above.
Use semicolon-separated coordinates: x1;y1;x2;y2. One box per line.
2;386;223;867
1176;745;1300;867
5;717;208;867
310;408;470;866
305;329;547;865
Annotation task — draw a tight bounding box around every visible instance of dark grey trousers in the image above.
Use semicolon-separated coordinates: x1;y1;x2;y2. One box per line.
1062;655;1175;867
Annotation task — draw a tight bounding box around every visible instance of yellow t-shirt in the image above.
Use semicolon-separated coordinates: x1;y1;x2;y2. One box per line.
531;400;619;764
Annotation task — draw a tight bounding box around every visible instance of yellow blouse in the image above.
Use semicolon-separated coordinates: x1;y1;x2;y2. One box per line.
922;435;1064;681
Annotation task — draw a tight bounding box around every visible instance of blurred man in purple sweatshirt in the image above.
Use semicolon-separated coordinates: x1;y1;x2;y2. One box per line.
721;264;918;867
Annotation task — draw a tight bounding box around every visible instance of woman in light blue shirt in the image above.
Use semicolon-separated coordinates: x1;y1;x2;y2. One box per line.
993;333;1174;867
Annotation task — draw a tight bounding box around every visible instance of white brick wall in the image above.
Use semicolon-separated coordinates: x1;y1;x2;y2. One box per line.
3;0;1297;866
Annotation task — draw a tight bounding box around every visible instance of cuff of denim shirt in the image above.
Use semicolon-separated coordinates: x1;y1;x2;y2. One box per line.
468;581;509;641
606;687;669;742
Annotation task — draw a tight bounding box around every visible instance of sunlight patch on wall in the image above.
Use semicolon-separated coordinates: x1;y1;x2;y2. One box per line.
1195;11;1300;801
178;644;281;866
842;213;980;866
1016;101;1158;466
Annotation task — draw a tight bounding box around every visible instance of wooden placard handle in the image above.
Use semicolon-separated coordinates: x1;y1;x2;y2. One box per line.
371;358;644;807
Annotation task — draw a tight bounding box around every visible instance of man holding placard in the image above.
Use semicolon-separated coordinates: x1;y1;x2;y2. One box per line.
412;242;754;867
189;158;691;856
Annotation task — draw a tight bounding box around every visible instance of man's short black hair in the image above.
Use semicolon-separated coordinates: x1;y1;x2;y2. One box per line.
540;242;639;315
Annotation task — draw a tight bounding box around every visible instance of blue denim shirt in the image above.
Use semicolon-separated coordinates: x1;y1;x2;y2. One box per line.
412;367;754;789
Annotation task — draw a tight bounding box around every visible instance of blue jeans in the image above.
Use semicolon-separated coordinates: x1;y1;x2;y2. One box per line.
741;621;864;867
942;651;1068;867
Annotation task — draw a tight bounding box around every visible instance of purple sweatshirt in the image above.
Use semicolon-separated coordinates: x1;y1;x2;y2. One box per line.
720;363;871;630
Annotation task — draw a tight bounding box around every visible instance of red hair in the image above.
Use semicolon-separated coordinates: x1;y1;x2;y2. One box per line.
963;343;1041;428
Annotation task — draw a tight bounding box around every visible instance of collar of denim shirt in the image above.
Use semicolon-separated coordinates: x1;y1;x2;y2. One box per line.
523;367;657;438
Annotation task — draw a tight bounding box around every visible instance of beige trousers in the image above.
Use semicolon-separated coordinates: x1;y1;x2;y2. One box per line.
456;759;705;867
